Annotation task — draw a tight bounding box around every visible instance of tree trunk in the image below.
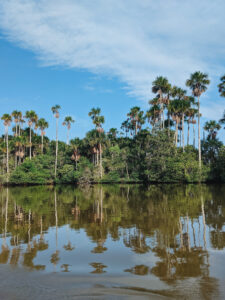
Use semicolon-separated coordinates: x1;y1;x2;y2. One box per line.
135;122;137;136
187;122;190;145
18;124;21;137
54;119;58;179
193;124;195;148
15;123;18;137
67;128;69;145
198;96;201;169
41;133;44;154
6;125;9;177
175;120;178;147
99;143;102;179
182;113;184;152
29;126;32;160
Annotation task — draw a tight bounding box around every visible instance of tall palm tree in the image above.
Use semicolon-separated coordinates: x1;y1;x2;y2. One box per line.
1;114;12;176
11;111;22;137
186;71;210;168
37;118;49;154
218;75;225;97
88;108;105;179
62;116;75;145
152;76;171;129
25;110;38;160
51;105;61;179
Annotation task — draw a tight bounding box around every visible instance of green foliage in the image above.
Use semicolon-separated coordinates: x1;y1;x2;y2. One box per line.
10;155;54;185
73;157;93;184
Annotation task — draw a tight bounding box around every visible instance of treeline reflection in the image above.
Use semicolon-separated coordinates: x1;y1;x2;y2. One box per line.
0;184;224;284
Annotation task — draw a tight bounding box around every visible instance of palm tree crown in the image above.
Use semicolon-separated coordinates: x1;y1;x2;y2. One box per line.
51;105;61;118
218;75;225;97
25;110;38;126
63;116;75;129
1;114;12;125
186;71;210;96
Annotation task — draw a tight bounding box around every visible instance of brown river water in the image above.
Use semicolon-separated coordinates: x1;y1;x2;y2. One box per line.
0;184;225;299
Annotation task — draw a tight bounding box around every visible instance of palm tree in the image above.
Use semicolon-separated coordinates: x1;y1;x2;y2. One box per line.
62;116;75;145
218;75;225;97
37;118;49;154
186;71;210;168
25;110;38;160
171;87;188;151
18;116;25;136
204;120;221;140
1;114;12;176
11;111;22;137
146;104;161;130
70;138;81;170
88;108;105;179
169;100;181;147
152;76;171;129
51;105;61;179
127;106;145;135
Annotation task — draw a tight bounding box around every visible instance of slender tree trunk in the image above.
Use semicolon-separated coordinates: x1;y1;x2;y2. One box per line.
175;120;178;146
187;122;190;145
15;123;18;137
18;124;21;137
198;96;201;169
6;126;9;177
67;128;69;145
41;133;44;154
126;163;129;179
135;122;137;136
54;118;58;179
99;143;102;179
193;124;195;148
29;126;32;160
180;129;181;147
182;113;184;152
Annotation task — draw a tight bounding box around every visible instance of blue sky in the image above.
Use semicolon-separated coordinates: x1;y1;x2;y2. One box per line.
0;0;225;142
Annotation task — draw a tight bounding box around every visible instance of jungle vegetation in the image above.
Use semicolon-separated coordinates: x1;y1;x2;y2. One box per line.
1;72;225;185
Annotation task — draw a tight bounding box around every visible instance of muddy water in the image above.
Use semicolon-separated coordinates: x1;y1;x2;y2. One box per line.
0;184;225;299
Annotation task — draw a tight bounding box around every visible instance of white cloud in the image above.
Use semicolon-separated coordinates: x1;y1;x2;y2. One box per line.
0;0;225;104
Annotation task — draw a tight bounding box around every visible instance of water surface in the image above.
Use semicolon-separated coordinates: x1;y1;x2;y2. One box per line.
0;184;225;299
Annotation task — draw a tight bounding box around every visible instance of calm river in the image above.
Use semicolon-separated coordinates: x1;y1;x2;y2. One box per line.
0;184;225;299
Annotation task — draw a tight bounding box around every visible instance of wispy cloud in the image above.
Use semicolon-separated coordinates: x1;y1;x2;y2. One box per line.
0;0;224;102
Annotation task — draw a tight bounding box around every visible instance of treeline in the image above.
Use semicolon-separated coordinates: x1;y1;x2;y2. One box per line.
1;71;225;185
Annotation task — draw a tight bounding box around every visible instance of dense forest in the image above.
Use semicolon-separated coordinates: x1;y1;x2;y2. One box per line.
1;71;225;185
